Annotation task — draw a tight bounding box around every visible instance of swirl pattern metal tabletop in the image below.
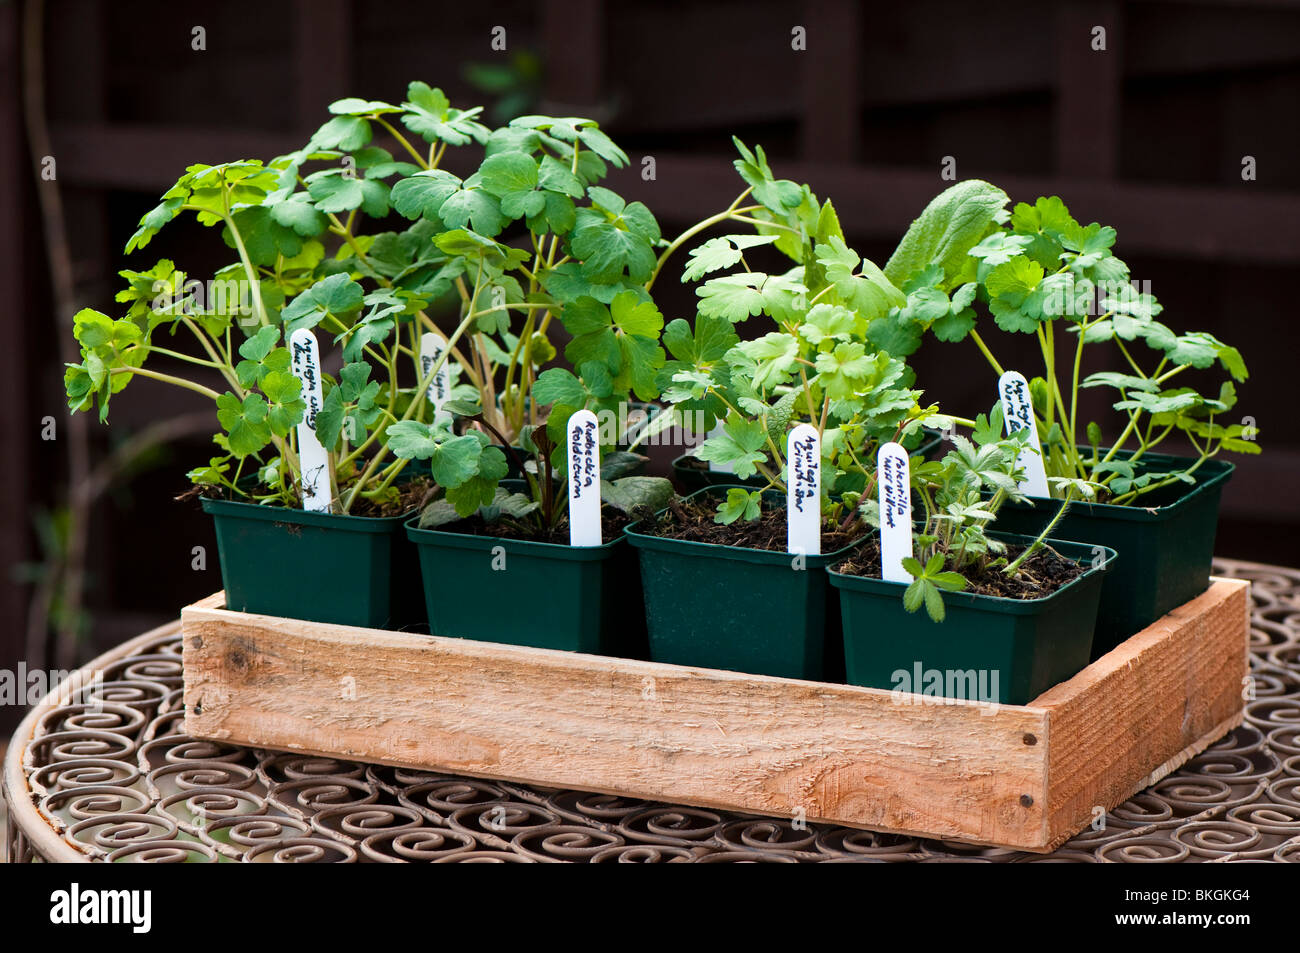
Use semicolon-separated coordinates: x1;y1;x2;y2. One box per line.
5;558;1299;863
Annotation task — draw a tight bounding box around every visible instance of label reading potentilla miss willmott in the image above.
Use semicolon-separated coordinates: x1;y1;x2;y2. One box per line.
878;441;912;583
998;370;1050;498
567;408;602;547
419;330;452;426
289;328;332;512
787;423;821;556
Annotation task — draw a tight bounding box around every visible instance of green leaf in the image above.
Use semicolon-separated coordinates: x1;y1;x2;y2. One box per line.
681;234;779;282
427;433;486;488
306;173;390;217
328;97;402;116
816;236;906;318
696;272;807;324
932;307;976;343
798;304;859;344
601;476;674;515
401;82;490;146
438;186;506;237
610;290;663;338
930;571;967;592
533;367;587;407
865;312;923;357
238;326;279;362
260;369;305;435
570;214;657;283
695;415;768;479
715;487;763;525
901;286;951;324
1113;390;1202;415
731;138;803;212
478;151;538;195
310;115;372;152
268;195;328;237
386;420;451;460
390;169;463;219
922;582;946;622
314;386;346;451
662;314;739;365
1218;344;1248;383
903;579;926;614
225;206;306;265
985;256;1046;333
537;155;585;197
884;180;1009;287
1082;371;1159;393
216;392;272;457
282;273;364;333
734;332;800;390
814;342;875;400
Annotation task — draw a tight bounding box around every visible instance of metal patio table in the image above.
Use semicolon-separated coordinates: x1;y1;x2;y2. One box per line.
5;558;1300;863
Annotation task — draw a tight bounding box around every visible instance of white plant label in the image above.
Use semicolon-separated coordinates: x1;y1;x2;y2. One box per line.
786;424;821;556
998;370;1051;498
289;328;332;512
419;330;452;426
877;441;912;584
567;409;602;547
704;421;735;473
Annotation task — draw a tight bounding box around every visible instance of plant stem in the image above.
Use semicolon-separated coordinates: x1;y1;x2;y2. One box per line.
1004;492;1074;576
968;330;1005;377
645;192;760;291
373;117;432;170
110;366;220;400
341;260;485;513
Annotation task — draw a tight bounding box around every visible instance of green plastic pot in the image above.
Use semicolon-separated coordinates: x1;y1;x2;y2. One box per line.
405;514;647;656
990;450;1233;658
830;534;1114;706
201;495;426;630
671;429;946;494
623;486;865;680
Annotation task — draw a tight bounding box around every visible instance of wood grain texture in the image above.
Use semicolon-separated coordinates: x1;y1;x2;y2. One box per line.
182;580;1249;850
1033;577;1250;849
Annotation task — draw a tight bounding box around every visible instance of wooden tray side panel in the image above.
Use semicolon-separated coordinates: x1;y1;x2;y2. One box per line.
1036;578;1249;849
182;604;1050;848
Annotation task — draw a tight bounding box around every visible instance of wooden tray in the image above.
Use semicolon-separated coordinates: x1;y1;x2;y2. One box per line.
181;577;1249;851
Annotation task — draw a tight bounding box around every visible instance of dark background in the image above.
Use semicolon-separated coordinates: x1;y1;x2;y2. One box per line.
1;0;1297;732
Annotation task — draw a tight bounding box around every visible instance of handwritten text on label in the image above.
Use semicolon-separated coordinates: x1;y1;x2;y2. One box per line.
998;370;1050;498
567;409;602;547
419;331;452;426
289;328;332;512
878;442;912;584
787;424;821;556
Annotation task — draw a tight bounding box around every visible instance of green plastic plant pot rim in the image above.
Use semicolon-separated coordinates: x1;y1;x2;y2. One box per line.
828;533;1113;706
200;494;425;630
623;485;865;681
200;496;414;532
405;514;647;656
991;449;1234;658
